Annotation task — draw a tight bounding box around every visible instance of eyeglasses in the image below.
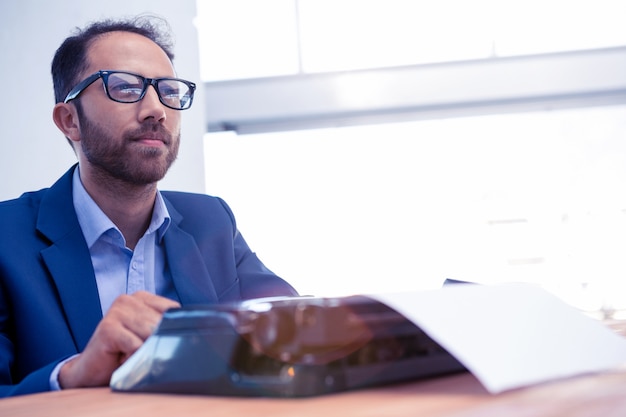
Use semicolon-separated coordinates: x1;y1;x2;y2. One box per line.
63;70;196;110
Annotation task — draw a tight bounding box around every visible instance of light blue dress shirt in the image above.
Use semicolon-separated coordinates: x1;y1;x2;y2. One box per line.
71;168;179;315
49;168;180;389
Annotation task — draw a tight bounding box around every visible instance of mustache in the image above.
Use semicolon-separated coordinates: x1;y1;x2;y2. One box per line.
124;123;173;144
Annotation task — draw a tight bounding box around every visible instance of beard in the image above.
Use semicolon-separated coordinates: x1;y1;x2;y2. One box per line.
76;106;180;185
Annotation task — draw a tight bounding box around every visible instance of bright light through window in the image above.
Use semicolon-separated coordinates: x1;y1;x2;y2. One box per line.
198;0;626;317
196;0;626;80
490;0;626;56
297;0;496;72
205;105;626;316
195;0;300;81
299;0;626;72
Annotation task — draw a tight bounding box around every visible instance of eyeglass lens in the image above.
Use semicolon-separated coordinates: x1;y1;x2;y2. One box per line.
106;72;193;110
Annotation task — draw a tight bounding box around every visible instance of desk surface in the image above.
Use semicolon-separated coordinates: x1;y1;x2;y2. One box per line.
2;319;626;417
2;369;626;417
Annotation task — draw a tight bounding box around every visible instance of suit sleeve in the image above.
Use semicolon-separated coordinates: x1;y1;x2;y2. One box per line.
216;198;299;300
232;230;299;299
0;362;59;398
0;283;62;397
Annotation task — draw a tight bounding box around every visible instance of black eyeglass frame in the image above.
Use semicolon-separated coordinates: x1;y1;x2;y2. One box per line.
63;70;197;110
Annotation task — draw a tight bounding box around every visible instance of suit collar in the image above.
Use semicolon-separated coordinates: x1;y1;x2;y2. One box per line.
36;164;82;242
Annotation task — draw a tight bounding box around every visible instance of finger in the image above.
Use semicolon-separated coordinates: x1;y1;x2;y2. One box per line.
103;294;165;340
131;290;181;313
97;315;146;354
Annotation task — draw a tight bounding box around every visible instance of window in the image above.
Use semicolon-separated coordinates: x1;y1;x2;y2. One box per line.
198;1;626;317
196;0;626;80
205;105;626;316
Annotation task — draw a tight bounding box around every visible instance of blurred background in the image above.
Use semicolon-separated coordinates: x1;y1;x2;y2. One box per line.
2;0;626;316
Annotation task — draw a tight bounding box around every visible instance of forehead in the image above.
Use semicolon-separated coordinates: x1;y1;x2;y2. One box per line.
85;31;175;77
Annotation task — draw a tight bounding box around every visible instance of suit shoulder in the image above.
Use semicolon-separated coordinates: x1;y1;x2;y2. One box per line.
0;188;48;217
0;188;47;206
160;191;234;222
0;189;49;241
160;190;225;207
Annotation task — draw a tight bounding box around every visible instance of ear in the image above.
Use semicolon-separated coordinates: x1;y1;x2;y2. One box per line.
53;102;81;144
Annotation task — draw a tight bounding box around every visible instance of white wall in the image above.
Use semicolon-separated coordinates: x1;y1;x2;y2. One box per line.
0;0;205;201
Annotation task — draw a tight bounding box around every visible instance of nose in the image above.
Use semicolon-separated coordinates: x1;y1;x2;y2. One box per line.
137;84;167;122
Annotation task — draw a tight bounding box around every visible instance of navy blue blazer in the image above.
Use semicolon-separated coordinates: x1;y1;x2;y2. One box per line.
0;165;297;397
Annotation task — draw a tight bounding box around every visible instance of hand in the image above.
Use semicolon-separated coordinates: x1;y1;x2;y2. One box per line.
58;291;180;389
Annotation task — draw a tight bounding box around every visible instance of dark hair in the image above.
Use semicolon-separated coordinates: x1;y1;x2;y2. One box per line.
51;15;175;104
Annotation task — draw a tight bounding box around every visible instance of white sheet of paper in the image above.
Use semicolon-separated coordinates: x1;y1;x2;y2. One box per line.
369;283;626;393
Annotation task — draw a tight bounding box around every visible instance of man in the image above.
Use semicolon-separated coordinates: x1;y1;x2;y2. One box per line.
0;16;297;397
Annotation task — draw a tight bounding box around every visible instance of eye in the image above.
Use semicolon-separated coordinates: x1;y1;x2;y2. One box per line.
107;74;144;99
158;80;184;99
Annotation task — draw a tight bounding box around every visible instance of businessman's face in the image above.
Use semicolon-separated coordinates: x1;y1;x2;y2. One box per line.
73;31;182;185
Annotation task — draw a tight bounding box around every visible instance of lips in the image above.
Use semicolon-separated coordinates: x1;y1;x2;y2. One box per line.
135;135;168;144
127;125;172;145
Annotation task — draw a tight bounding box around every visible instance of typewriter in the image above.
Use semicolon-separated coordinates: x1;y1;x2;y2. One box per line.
110;295;466;397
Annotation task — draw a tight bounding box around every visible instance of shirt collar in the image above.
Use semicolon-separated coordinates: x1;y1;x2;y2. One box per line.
72;167;171;248
151;189;172;242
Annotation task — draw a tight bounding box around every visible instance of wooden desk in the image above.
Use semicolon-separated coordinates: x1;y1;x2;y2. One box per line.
2;319;625;417
2;369;626;417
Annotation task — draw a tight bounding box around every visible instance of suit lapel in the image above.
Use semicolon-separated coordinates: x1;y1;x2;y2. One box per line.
37;166;103;351
35;167;219;353
163;200;218;305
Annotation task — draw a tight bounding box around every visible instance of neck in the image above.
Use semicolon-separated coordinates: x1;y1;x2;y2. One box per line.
79;165;157;250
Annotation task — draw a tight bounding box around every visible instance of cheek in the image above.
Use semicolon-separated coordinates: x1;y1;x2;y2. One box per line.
165;112;182;131
90;110;132;136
